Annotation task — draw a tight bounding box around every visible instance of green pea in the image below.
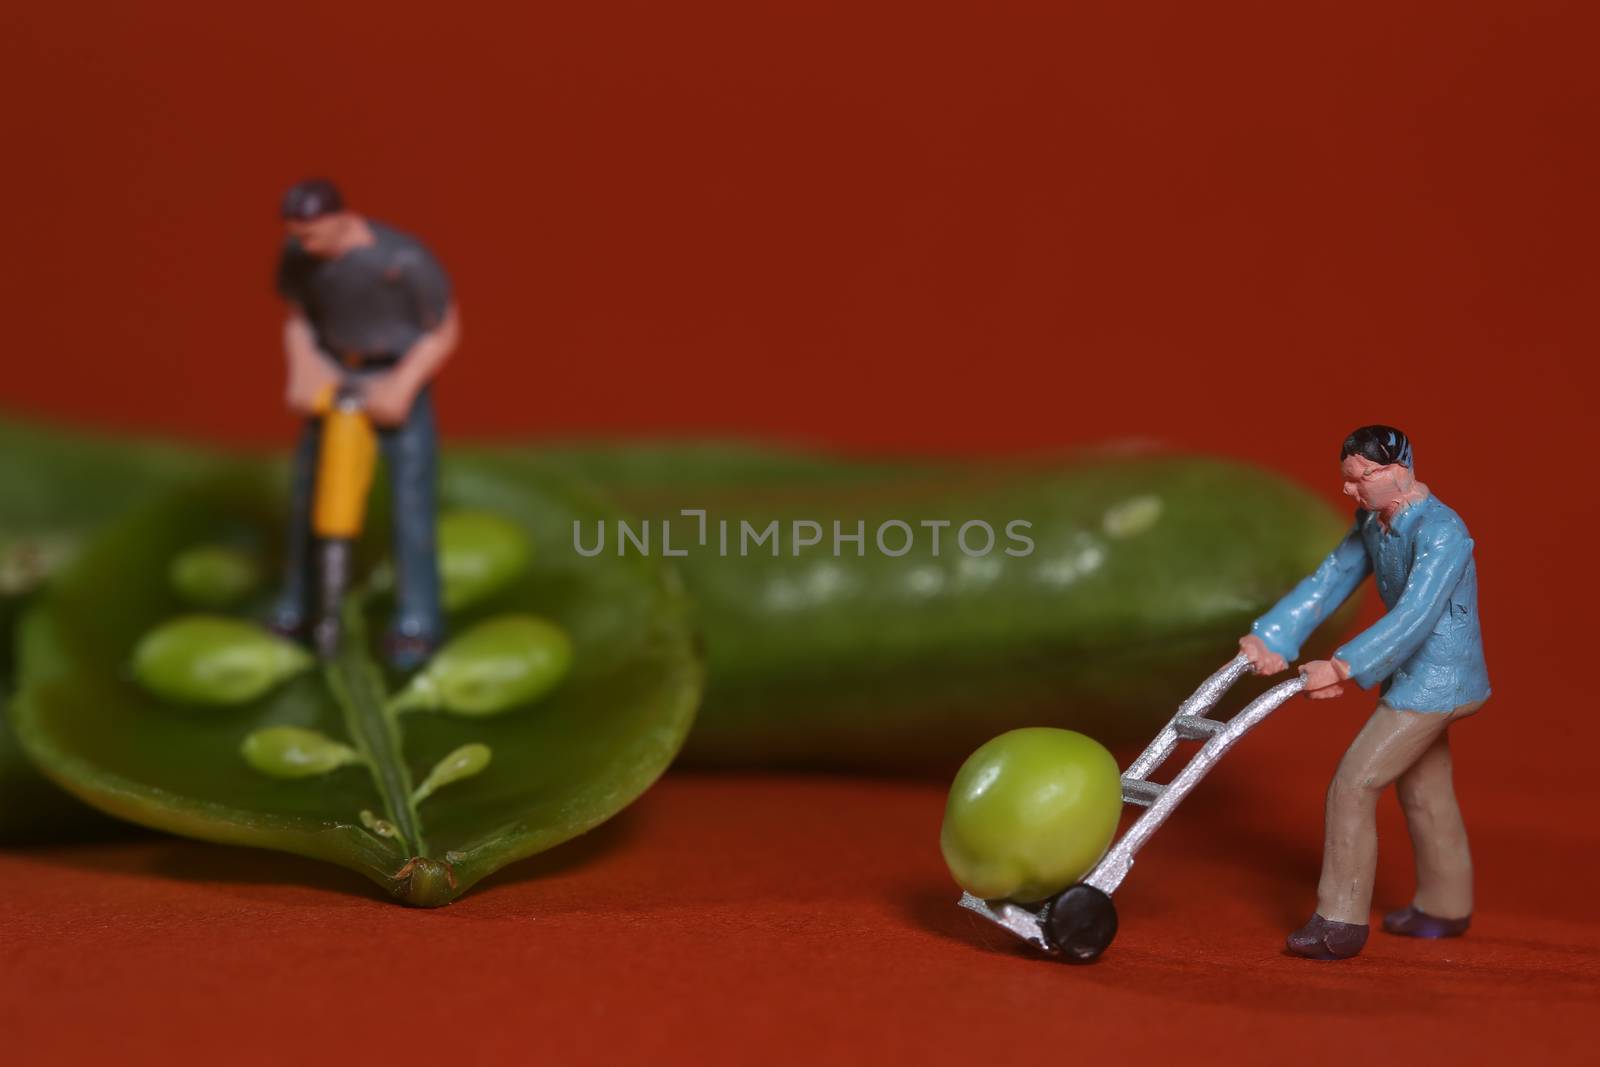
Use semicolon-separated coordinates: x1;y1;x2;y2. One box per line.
438;511;532;611
359;809;400;838
941;728;1122;903
411;742;492;804
168;545;261;607
1101;495;1163;539
388;615;573;717
132;615;313;706
241;726;361;778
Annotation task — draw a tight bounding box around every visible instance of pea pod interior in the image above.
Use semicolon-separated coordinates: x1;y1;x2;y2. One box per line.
11;463;702;904
1;417;219;841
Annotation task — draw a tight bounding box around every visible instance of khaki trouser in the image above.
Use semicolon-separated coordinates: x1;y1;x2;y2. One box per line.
1317;699;1484;925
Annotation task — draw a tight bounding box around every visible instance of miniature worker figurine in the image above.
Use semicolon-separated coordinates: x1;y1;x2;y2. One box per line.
1239;426;1488;960
268;179;460;668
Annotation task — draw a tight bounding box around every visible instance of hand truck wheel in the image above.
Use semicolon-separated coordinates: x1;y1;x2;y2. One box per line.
1044;884;1118;963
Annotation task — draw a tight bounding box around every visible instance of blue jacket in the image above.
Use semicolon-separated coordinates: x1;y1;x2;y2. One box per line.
1252;494;1489;712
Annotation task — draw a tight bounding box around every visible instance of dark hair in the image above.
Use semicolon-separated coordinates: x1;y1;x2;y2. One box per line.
1340;425;1413;470
280;178;344;221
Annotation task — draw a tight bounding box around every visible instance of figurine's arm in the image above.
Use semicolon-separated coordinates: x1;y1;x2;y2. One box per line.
361;304;460;426
283;311;340;415
361;245;457;426
1245;522;1371;667
1332;521;1472;692
395;302;460;392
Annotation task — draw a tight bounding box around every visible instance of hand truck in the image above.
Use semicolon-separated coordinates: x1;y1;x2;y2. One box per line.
957;653;1306;962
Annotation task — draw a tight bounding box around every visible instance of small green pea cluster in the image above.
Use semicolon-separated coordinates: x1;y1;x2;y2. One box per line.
132;511;573;837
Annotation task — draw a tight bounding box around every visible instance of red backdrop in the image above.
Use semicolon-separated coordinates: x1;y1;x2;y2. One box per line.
1;2;1596;1063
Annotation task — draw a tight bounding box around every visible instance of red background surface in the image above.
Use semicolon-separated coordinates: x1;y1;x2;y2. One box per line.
2;2;1597;1063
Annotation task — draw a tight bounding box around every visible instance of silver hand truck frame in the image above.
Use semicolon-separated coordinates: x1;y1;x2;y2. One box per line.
957;653;1306;962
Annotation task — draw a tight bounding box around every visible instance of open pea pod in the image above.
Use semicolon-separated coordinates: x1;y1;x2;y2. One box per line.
2;418;227;840
10;461;701;905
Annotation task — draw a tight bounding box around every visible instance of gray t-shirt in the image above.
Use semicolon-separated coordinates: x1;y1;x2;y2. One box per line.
276;220;452;357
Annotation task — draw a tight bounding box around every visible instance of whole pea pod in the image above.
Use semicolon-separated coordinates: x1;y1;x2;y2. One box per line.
468;445;1353;773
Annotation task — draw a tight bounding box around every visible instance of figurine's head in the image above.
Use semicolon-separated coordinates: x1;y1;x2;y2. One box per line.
1339;425;1416;513
281;178;353;258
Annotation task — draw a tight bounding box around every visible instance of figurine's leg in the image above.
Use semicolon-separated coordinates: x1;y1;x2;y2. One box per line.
268;417;320;637
378;387;442;667
1395;729;1473;919
1316;704;1453;925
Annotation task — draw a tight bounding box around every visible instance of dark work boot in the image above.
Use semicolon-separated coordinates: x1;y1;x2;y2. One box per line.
265;601;309;642
1382;906;1470;938
384;628;441;672
1285;914;1369;960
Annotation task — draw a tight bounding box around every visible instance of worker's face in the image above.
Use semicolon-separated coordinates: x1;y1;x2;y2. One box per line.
1341;453;1413;512
285;213;350;258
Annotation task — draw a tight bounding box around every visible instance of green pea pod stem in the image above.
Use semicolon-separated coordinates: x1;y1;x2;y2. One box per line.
324;597;429;858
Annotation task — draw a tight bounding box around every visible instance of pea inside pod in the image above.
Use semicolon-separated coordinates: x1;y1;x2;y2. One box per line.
242;726;362;778
10;461;701;905
411;743;492;804
389;615;573;717
169;545;261;607
438;511;532;611
133;615;313;706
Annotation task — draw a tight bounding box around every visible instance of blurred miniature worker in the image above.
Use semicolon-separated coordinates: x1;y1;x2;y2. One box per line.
1239;425;1488;960
268;178;460;668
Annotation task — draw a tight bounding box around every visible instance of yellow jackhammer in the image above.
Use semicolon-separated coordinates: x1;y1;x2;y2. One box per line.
310;382;378;657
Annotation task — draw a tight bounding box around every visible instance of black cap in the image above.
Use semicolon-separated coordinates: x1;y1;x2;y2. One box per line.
281;178;344;221
1340;425;1414;470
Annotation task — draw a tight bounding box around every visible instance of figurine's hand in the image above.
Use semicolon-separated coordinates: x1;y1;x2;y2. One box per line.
1299;658;1352;700
1239;634;1287;675
285;359;340;416
361;373;418;427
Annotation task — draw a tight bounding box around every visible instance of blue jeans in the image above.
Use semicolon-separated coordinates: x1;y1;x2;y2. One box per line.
271;387;443;643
